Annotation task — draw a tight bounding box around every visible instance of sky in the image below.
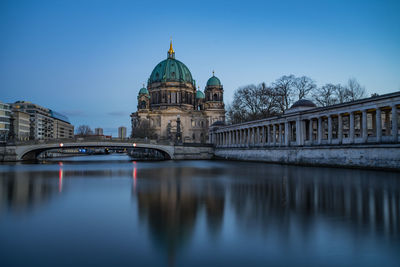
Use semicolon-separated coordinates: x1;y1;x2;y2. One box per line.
1;0;399;136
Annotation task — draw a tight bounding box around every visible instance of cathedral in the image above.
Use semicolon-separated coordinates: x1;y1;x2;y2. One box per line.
130;42;225;143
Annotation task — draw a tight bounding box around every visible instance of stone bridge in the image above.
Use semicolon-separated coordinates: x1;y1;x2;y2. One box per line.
0;140;214;161
210;91;400;170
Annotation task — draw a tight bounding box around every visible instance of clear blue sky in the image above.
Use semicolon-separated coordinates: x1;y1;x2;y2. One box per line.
1;0;399;136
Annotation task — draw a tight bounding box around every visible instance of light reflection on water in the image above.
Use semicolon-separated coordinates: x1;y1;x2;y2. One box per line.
0;155;399;267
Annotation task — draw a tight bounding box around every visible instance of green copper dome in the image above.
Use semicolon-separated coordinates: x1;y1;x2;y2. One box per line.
139;87;149;95
149;58;193;84
196;90;205;99
206;75;221;86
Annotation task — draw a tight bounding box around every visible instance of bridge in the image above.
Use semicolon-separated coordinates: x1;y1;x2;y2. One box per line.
0;139;214;161
210;91;400;170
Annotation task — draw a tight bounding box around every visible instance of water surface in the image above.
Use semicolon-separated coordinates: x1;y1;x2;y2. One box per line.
0;155;399;266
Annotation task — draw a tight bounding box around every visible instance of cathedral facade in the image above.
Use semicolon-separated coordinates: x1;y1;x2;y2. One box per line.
130;42;225;143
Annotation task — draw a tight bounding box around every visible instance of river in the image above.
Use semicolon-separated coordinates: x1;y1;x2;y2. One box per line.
0;155;399;266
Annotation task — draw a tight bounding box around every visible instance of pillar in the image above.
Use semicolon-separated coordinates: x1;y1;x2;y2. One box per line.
328;115;332;144
262;126;266;146
295;119;300;146
392;105;398;142
317;117;322;144
272;124;276;146
247;128;250;147
285;121;290;146
309;119;313;144
376;108;382;142
267;125;271;146
338;114;343;144
349;112;355;143
278;124;283;145
362;110;368;143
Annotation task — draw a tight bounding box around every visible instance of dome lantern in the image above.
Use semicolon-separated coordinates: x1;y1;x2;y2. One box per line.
167;39;175;59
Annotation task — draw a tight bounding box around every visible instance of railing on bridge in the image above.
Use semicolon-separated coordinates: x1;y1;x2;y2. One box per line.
6;137;174;146
210;92;400;148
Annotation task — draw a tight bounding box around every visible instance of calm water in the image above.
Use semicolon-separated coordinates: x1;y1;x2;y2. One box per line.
0;155;399;267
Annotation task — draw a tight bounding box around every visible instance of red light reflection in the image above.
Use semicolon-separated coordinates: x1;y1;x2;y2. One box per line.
132;161;137;192
58;162;63;193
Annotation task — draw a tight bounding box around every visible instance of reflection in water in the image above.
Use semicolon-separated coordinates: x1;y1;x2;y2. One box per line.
0;158;399;266
0;169;58;212
132;161;137;193
134;166;225;264
133;164;400;265
58;162;63;193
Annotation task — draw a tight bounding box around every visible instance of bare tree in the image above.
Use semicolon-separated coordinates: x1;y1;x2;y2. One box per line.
293;76;316;100
76;125;93;136
272;75;296;112
131;120;156;139
333;84;349;104
226;83;279;124
312;84;339;107
346;78;366;101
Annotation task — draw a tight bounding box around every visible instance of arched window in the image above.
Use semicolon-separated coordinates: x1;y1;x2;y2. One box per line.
213;93;218;101
140;101;147;109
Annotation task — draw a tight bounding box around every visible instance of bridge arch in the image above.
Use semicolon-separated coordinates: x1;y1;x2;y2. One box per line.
16;142;175;161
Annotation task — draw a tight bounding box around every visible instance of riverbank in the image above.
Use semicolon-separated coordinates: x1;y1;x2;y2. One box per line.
215;144;400;171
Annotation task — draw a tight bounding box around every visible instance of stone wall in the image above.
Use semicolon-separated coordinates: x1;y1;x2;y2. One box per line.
174;145;214;160
215;144;400;170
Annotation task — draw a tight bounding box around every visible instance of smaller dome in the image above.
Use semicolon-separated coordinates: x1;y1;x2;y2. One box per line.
139;87;149;95
196;90;205;99
291;99;316;109
206;75;221;86
211;121;225;127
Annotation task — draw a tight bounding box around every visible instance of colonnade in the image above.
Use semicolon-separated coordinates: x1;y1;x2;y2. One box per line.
211;96;400;148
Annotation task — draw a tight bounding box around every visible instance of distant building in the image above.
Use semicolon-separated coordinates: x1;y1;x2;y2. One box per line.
11;110;30;141
95;128;104;135
118;126;127;139
11;101;74;140
0;102;11;143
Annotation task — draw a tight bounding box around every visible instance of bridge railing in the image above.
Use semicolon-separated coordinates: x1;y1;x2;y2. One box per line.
7;137;174;146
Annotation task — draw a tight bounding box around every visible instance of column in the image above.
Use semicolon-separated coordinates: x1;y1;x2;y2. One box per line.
247;128;250;147
284;122;289;146
309;119;313;144
235;130;239;147
362;110;368;143
225;132;227;146
349;112;355;143
328;115;332;144
262;126;266;146
272;124;276;146
296;119;301;146
317;117;322;144
256;127;260;146
278;124;283;145
392;105;398;142
241;129;244;147
251;128;255;146
338;114;343;144
376;108;382;142
267;125;271;146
